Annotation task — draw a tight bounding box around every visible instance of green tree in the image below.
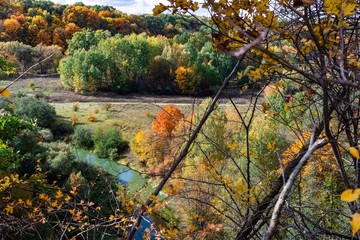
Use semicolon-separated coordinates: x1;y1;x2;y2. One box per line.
92;126;128;159
67;28;110;55
58;48;109;93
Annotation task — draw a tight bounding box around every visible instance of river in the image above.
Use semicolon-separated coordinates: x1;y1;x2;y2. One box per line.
72;149;156;239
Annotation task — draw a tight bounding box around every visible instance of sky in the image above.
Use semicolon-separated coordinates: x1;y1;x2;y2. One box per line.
55;0;169;15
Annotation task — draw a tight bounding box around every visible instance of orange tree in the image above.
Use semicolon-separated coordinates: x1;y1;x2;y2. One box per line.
125;0;360;239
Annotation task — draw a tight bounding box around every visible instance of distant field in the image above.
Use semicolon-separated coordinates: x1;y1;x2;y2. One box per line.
1;77;255;141
53;101;196;141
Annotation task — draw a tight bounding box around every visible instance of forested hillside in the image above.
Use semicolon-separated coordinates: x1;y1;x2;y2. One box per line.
0;0;242;95
0;0;200;48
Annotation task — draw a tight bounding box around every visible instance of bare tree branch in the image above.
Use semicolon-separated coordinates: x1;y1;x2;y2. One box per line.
0;53;55;94
262;128;325;240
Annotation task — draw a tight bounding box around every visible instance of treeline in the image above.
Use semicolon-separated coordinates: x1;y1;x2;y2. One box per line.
0;41;63;76
0;0;242;95
0;0;202;50
58;29;238;95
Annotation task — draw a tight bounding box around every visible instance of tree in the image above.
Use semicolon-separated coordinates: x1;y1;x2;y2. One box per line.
67;29;110;55
125;0;359;239
151;105;184;138
92;126;128;159
52;27;66;51
0;55;16;77
0;41;37;72
146;55;173;93
62;5;100;29
34;43;63;74
175;66;200;94
0;91;139;240
3;18;20;39
58;48;109;93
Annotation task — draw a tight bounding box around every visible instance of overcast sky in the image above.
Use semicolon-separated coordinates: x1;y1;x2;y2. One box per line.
55;0;169;14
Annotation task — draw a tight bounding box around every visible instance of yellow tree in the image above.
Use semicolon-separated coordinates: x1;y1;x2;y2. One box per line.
3;18;20;39
175;66;201;94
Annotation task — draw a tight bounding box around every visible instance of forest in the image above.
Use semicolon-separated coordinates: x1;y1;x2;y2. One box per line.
0;0;359;239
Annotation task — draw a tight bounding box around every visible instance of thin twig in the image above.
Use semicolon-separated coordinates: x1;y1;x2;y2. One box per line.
0;53;55;94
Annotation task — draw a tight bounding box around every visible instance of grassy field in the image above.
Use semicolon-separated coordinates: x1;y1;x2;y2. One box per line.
1;77;254;141
54;101;196;141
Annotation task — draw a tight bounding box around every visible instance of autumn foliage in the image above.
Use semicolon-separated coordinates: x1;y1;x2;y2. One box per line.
151;105;184;138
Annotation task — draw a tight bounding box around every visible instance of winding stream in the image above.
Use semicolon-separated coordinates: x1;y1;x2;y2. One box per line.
72;149;155;239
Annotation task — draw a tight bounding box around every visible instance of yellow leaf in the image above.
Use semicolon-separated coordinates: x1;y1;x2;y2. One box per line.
191;2;199;11
284;103;292;110
55;190;63;199
350;213;360;236
341;189;360;202
349;147;360;159
5;205;13;214
0;88;11;98
153;3;167;16
344;4;357;16
26;199;32;206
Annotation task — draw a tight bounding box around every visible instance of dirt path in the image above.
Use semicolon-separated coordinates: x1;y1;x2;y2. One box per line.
1;76;254;105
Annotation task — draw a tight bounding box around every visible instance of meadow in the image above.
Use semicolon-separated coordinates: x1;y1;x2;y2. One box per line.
1;76;252;142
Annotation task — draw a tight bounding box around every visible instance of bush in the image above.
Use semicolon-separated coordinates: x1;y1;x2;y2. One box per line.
70;114;78;126
49;119;74;139
73;102;80;112
0;98;13;112
102;103;112;112
72;126;94;149
41;141;74;185
87;113;97;122
38;129;53;142
92;126;128;158
14;96;56;128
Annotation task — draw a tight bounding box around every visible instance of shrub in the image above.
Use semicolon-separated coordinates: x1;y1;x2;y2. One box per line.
49;119;74;139
28;81;36;92
93;108;99;114
92;126;128;158
87;113;97;122
14;96;56;128
38;129;53;142
70;114;78;126
73;102;80;112
72;126;94;149
0;98;12;112
102;103;112;112
41;141;74;185
108;148;118;161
